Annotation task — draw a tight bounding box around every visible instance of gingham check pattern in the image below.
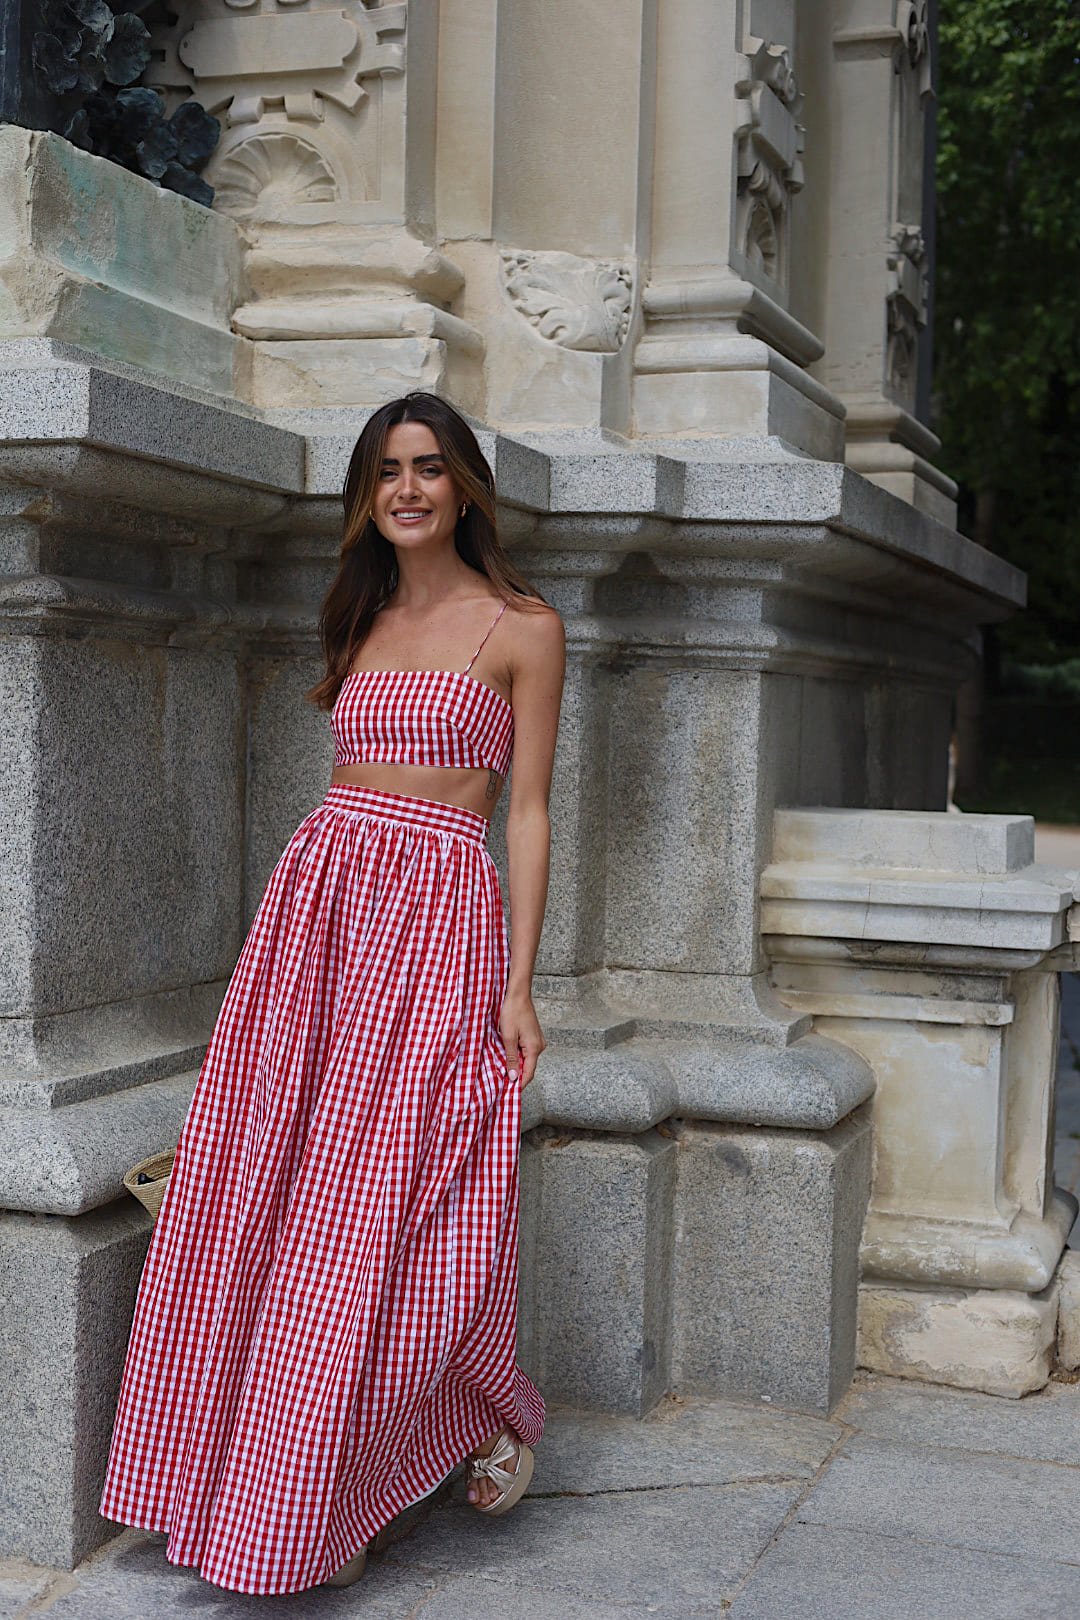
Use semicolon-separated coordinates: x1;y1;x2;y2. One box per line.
99;774;544;1595
334;668;515;780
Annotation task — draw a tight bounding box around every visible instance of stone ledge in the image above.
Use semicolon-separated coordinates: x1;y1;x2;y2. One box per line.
0;1072;196;1216
761;819;1079;955
0;1025;874;1216
0;342;1024;622
772;807;1036;874
0;341;304;494
521;1030;874;1135
862;1194;1080;1294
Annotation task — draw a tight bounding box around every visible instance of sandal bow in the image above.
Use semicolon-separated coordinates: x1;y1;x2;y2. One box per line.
467;1427;535;1516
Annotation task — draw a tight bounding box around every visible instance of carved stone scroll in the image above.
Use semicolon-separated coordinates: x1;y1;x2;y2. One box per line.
733;35;806;290
885;223;928;396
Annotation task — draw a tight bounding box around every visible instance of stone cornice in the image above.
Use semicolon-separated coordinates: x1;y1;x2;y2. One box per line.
0;346;1024;619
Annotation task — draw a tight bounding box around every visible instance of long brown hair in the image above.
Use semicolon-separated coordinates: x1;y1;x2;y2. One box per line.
307;393;545;711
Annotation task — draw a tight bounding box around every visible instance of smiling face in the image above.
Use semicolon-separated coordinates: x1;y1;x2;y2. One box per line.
371;421;464;551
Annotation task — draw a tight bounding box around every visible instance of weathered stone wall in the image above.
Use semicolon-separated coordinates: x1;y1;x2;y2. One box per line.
1;0;1072;1575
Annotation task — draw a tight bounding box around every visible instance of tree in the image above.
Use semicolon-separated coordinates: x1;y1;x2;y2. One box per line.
935;0;1080;666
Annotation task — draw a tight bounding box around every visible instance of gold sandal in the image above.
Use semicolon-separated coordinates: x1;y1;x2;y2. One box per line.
467;1427;534;1517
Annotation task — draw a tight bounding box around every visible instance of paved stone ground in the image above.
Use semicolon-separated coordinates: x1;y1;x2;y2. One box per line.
4;1373;1080;1618
5;955;1080;1618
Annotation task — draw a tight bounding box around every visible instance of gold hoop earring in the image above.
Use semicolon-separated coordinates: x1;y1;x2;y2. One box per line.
460;502;468;519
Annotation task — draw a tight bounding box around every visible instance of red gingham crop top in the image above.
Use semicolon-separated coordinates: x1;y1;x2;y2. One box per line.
331;600;514;779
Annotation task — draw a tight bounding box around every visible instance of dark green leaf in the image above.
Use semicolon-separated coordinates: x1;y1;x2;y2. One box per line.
168;101;221;169
32;32;81;95
102;13;151;86
160;163;214;208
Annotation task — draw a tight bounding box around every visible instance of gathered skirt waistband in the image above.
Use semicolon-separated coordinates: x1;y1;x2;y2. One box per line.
322;782;490;846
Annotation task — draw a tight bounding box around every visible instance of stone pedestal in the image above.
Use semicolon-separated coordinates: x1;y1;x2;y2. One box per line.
0;1204;152;1567
0;305;1026;1562
762;808;1080;1395
519;1132;677;1417
670;1113;872;1414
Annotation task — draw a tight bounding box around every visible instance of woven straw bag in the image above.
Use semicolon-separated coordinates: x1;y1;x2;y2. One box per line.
123;1149;176;1220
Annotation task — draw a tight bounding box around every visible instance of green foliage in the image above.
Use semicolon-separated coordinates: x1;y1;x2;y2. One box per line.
1001;657;1080;701
935;0;1080;664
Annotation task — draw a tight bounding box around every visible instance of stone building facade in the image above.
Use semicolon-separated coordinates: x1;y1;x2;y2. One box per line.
2;0;1078;1571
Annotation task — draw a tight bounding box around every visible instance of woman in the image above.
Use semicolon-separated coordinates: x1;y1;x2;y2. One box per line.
98;392;565;1595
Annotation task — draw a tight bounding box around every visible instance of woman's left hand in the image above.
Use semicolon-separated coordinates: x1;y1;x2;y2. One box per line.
499;987;546;1088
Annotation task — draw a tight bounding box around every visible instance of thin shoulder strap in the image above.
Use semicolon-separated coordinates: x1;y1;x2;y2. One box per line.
463;598;509;673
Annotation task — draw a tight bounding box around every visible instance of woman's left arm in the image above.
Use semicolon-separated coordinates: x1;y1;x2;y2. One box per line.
500;603;566;1086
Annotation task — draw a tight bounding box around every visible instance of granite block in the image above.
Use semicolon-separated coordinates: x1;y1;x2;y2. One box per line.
0;637;36;1018
30;640;244;1015
0;981;222;1108
520;1042;677;1136
529;1393;840;1495
243;656;335;925
835;1369;1080;1466
521;1031;873;1136
678;457;847;525
0;1071;196;1216
0;344;303;494
605;666;763;975
543;449;685;516
671;1109;872;1412
668;1032;875;1130
557;658;610;975
729;1521;1080;1620
798;677;870;808
522;657;607;977
485;432;552;512
799;1433;1080;1564
527;1131;675;1414
382;1484;801;1614
0;1203;152;1569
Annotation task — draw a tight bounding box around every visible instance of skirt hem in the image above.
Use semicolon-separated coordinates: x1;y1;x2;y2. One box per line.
103;1389;543;1596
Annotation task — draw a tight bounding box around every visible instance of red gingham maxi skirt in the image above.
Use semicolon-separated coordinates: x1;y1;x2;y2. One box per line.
99;783;545;1595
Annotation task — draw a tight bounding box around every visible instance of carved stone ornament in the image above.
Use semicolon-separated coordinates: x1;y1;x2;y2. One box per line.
148;1;406;126
145;1;406;214
733;36;806;288
213;131;338;214
499;250;633;353
896;0;933;98
885;224;928;397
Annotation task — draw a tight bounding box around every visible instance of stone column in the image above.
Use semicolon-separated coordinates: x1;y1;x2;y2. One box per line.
762;808;1080;1396
437;0;655;432
632;0;845;458
147;0;483;410
822;0;957;522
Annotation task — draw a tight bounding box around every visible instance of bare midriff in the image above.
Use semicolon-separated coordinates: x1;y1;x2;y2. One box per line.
329;762;505;819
